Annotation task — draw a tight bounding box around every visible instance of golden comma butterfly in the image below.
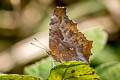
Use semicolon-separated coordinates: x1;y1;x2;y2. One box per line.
49;7;93;63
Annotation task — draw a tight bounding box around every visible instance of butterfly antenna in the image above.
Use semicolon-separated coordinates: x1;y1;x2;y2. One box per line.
33;38;49;50
30;42;46;50
31;42;50;56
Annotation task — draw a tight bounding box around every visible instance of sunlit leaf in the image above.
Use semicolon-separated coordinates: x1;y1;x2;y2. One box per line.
48;61;100;80
0;74;40;80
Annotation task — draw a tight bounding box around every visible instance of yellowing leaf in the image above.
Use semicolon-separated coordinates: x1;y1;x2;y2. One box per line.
0;74;40;80
48;61;100;80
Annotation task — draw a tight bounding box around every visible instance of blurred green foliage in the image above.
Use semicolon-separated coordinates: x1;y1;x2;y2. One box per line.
96;62;120;80
68;0;105;20
91;46;120;67
24;57;53;80
92;44;120;80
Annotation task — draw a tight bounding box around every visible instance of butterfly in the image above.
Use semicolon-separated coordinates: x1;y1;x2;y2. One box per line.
49;7;93;63
32;7;93;64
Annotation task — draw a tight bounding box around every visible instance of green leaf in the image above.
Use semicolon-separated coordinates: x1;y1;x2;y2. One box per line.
24;57;53;80
95;62;120;80
0;74;40;80
83;27;108;55
48;61;100;80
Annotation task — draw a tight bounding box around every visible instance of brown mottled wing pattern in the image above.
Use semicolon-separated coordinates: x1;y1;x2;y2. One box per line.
49;7;93;63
